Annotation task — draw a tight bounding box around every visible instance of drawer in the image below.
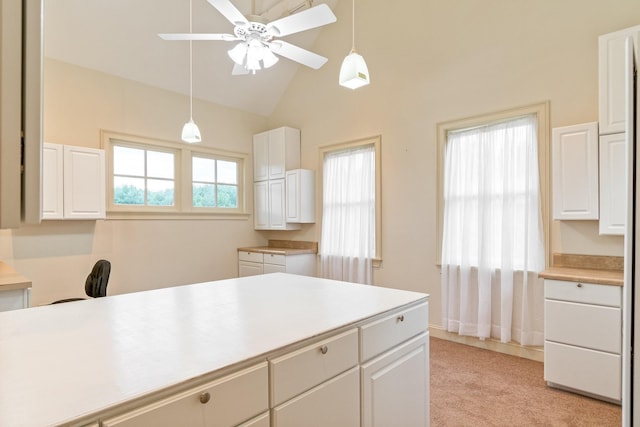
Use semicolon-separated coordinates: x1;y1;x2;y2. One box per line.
239;251;264;263
360;302;428;362
263;253;286;266
545;341;621;401
272;367;360;427
544;279;621;307
103;362;268;427
270;328;359;407
545;299;621;353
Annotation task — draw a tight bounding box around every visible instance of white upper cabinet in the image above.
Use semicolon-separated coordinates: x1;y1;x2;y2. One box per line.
599;132;626;235
552;122;599;220
253;127;314;230
286;169;315;224
42;143;106;220
598;26;640;135
253;127;300;182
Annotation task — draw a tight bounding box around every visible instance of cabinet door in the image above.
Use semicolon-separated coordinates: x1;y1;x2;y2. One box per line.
42;143;64;219
254;181;269;229
599;27;640;135
361;333;429;427
239;261;263;277
272;367;360;427
286;169;315;224
268;179;286;229
268;128;287;180
63;146;106;219
551;122;599;220
253;132;269;182
599;132;626;235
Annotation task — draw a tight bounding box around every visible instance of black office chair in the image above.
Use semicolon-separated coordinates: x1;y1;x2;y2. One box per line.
51;260;111;304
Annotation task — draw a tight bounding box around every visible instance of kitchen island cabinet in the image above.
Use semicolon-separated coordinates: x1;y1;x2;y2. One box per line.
0;273;428;427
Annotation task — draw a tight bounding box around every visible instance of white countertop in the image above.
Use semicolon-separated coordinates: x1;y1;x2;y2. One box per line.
0;273;427;427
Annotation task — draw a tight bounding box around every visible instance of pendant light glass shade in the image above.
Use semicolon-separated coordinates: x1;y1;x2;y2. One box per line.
181;118;202;143
339;49;369;89
339;0;369;89
182;0;201;144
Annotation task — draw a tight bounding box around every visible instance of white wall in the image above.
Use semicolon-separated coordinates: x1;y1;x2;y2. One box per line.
0;59;268;306
266;0;640;326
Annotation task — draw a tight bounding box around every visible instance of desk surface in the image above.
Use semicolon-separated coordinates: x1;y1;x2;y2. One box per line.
0;273;427;427
0;262;31;291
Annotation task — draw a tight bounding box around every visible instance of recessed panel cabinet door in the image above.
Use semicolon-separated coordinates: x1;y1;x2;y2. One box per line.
42;143;64;219
551;122;599;220
63;145;105;219
361;333;430;427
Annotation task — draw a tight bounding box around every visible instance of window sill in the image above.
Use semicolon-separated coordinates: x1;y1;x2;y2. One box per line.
106;211;251;221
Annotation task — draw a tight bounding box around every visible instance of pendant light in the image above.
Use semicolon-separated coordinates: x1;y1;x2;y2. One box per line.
182;0;201;143
339;0;369;89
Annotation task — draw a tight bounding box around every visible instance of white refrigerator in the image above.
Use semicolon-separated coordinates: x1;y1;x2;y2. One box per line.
624;34;638;426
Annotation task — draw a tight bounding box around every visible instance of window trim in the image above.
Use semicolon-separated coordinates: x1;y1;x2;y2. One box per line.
318;135;382;265
101;130;249;219
436;102;550;267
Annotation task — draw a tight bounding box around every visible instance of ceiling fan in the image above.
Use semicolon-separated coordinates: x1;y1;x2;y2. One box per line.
159;0;337;75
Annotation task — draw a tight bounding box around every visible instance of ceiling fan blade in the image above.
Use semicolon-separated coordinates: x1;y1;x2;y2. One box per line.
266;3;336;37
158;33;237;41
207;0;248;26
232;63;250;75
269;41;328;69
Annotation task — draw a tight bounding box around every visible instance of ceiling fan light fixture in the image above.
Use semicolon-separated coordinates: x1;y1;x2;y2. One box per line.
228;42;248;65
181;118;202;144
262;47;279;68
339;50;369;89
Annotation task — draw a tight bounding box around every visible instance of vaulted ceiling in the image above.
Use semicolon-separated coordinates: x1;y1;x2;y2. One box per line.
44;0;339;116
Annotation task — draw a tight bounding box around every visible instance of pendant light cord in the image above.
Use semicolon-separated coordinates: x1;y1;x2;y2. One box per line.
351;0;355;51
189;0;194;119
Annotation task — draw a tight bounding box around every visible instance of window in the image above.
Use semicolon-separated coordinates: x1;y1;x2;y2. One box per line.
318;136;381;284
437;103;549;344
436;102;550;266
102;131;247;218
191;156;238;208
113;145;176;207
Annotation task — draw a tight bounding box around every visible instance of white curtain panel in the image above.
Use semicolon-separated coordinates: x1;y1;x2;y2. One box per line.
320;145;375;285
441;114;545;345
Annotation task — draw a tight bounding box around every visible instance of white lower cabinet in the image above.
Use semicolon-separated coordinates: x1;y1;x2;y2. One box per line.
238;250;315;277
360;302;430;427
272;367;360;427
544;279;622;402
361;333;430;427
100;302;429;427
102;363;269;427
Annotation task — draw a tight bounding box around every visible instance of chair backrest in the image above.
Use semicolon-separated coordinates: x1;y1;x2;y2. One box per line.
85;260;111;298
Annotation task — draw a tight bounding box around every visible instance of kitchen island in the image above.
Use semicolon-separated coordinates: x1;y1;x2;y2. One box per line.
0;273;429;427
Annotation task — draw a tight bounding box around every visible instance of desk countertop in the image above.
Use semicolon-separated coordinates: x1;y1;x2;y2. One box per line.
0;273;426;427
0;262;31;291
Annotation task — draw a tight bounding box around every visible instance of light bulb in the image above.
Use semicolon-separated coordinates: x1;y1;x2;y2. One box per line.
339;50;370;89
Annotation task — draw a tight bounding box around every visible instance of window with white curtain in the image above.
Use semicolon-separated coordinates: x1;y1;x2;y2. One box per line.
319;136;381;285
438;104;549;345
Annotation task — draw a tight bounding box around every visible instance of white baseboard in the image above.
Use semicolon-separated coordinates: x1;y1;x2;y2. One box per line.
429;325;544;363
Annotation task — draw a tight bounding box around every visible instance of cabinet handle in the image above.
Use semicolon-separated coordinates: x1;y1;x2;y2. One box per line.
320;345;328;354
199;392;211;404
577;283;583;288
397;315;405;322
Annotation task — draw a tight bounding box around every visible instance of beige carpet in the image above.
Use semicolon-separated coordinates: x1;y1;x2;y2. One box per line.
430;337;621;426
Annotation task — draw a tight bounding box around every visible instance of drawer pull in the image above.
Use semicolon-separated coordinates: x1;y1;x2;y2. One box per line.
577;283;583;288
320;345;328;354
397;315;405;322
199;392;211;404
